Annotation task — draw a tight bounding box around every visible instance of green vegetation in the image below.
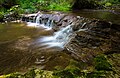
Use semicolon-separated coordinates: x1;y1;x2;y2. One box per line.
94;55;112;71
98;0;120;7
0;0;120;13
0;12;4;21
1;55;118;78
1;0;120;12
0;0;74;21
0;0;120;78
19;0;74;12
0;0;120;21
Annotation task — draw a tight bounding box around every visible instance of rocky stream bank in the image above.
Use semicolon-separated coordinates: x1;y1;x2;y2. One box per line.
0;11;120;77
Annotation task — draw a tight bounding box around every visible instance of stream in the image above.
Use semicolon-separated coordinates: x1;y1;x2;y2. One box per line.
0;10;120;74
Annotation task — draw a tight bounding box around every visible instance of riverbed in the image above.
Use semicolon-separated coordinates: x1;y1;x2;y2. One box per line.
0;9;120;75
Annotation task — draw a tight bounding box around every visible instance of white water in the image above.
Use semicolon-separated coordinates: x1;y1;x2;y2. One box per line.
27;14;53;30
34;24;74;51
26;14;76;51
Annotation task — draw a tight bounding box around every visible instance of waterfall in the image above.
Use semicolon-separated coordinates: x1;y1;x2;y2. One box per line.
23;13;81;51
54;25;73;43
33;24;75;51
46;19;54;28
36;14;42;25
26;14;54;30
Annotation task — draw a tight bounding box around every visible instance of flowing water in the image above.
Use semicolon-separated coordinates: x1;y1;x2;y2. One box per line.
33;24;74;51
0;10;120;74
26;13;75;51
0;14;76;74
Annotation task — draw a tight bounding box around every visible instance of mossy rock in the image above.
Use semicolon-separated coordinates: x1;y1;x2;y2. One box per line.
0;69;53;78
94;55;112;71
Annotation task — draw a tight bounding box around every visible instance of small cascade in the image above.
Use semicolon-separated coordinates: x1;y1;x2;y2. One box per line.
36;14;42;25
33;24;75;51
22;13;87;51
26;14;54;30
54;25;73;43
46;19;54;28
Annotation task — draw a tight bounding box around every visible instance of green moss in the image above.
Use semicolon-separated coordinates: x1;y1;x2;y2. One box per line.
94;55;112;71
0;73;22;78
85;71;105;78
0;56;116;78
105;2;112;7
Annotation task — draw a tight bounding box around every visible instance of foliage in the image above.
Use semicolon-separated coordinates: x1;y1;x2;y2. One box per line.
105;2;112;7
7;5;20;14
34;0;73;11
0;12;5;21
0;0;120;14
17;0;73;12
98;0;120;7
23;68;36;78
34;0;48;11
48;2;71;11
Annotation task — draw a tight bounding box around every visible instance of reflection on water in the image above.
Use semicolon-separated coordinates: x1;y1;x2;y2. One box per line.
0;22;74;74
0;22;39;74
72;9;120;25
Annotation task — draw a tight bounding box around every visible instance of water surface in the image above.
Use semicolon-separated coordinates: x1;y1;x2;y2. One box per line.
0;22;72;74
0;9;120;74
72;9;120;25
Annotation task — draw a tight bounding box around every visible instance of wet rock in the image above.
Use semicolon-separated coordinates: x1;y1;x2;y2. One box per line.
3;12;20;22
111;24;120;53
21;11;120;65
65;19;113;63
107;53;120;76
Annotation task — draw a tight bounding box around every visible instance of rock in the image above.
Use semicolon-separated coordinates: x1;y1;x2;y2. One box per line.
65;19;113;62
3;12;19;22
21;11;120;64
111;24;120;53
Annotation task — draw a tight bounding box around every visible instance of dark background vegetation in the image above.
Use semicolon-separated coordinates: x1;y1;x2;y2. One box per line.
0;0;120;21
0;0;120;12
